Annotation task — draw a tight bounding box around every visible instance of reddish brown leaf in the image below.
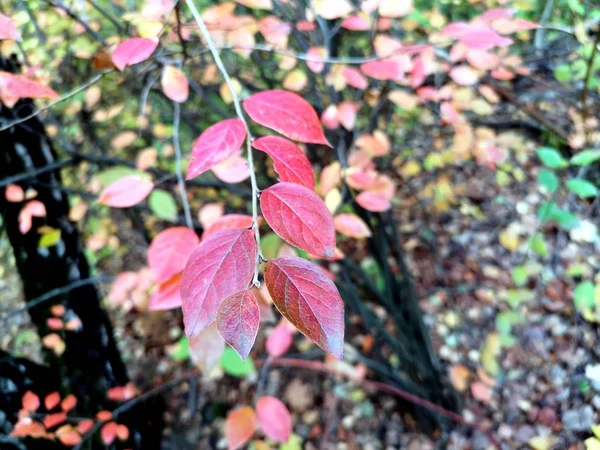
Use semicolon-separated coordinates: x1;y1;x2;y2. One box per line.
181;228;257;337
243;90;330;146
187;118;247;179
112;38;158;71
265;256;344;358
97;175;153;208
226;406;257;450
253;136;315;190
147;227;200;283
44;391;61;410
256;396;292;443
260;182;335;257
216;290;260;359
161;65;189;103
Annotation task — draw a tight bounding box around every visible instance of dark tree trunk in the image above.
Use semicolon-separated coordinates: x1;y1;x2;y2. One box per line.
0;56;163;449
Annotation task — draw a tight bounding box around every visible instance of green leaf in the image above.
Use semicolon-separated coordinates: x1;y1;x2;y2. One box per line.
260;232;282;260
168;337;190;361
571;149;600;166
280;434;303;450
506;289;535;308
537;169;559;193
537;202;579;229
39;229;61;248
148;189;178;221
574;281;595;311
554;64;572;82
496;311;525;335
568;0;585;14
512;266;528;287
529;232;548;257
220;347;255;377
566;178;598;198
97;167;150;186
536;147;568;169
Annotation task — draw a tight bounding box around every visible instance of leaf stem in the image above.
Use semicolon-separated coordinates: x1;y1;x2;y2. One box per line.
185;0;263;286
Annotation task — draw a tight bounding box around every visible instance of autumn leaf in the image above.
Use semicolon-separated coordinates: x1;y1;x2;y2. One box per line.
265;256;344;358
355;191;391;212
112;37;159;71
97;175;153;208
256;396;292;443
147;227;200;284
181;228;257;337
216;290;260;359
266;322;293;357
0;13;20;41
243;90;330;145
22;391;40;412
253;136;315;190
334;213;372;239
44;391;61;410
202;214;254;239
161;65;189;103
186;118;247;179
226;406;257;450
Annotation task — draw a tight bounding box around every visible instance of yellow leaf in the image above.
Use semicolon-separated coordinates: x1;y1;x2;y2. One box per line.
529;436;554;450
325;188;342;214
499;230;520;252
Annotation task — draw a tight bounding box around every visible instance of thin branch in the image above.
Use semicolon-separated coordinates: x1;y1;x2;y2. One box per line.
172;102;194;229
0;71;111;132
185;0;263;286
0;159;73;188
49;0;108;45
85;0;124;33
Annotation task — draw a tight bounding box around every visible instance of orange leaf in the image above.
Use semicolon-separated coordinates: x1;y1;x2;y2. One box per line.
22;391;40;412
44;391;61;410
61;394;78;412
225;406;257;450
43;412;67;429
101;421;118;445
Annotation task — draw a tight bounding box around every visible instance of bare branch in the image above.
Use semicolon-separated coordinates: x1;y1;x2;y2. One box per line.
172;101;194;229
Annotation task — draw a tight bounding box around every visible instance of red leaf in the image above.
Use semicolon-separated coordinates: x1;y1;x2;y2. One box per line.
148;227;200;283
22;391;40;412
189;323;225;372
148;273;182;310
264;256;344;358
43;412;67;429
101;422;117;445
161;65;189;103
44;391;61;410
256;396;292;443
77;419;94;434
253;136;315;190
265;322;293;357
98;175;153;208
216;290;260;359
260;182;335;257
356;191;391;212
225;406;257;450
112;38;158;71
334;213;372;238
181;228;257;337
60;394;77;412
0;13;20;41
360;60;403;81
0;71;59;107
202;214;254;239
186;118;247;179
341;66;368;89
243;90;329;146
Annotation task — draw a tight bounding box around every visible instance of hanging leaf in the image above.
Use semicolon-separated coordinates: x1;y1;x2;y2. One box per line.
265;256;344;358
187;118;247;179
161;65;189;103
225;406;257;450
253;136;315;190
260;182;335;257
112;37;159;71
148;273;182;310
148;189;178;221
334;213;372;238
243;90;330;145
216;290;260;359
221;347;256;377
147;227;199;283
189;324;225;372
266;322;293;357
181;228;257;337
98;175;153;208
256;396;292;443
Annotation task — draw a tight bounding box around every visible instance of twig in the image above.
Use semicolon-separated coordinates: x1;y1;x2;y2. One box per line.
0;159;73;188
0;71;111;132
172;102;194;229
581;30;600;145
185;0;263;286
534;0;554;50
49;0;108;45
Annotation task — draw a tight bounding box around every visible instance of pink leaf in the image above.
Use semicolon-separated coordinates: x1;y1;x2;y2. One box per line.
180;228;257;337
148;227;200;283
260;182;335;257
0;13;20;41
0;71;59;106
243;90;330;146
98;175;153;208
306;46;327;73
360;60;403;81
341;15;372;31
226;406;257;450
256;396;292;443
18;200;46;234
265;322;293;357
356;191;391;212
112;38;159;71
198;203;224;229
450;65;479;86
216;290;259;359
22;391;40;412
321;104;340;129
148;273;182;310
253;136;315;190
334;213;372;238
161;65;189;103
337;101;360;130
186;118;247;179
5;184;24;202
341;67;368;89
211;153;250;184
202;214;254;239
264;256;344;358
189;323;225;372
